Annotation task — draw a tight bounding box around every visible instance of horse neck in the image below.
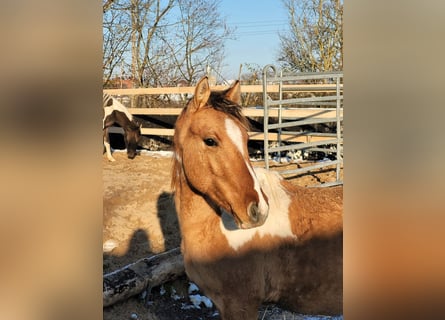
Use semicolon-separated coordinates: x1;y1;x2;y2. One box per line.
173;172;229;257
104;109;135;130
174;173;218;226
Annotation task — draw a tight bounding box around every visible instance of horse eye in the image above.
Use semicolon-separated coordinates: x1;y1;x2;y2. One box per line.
204;138;218;147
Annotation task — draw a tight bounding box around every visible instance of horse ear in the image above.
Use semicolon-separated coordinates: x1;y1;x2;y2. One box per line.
224;80;241;105
191;76;211;112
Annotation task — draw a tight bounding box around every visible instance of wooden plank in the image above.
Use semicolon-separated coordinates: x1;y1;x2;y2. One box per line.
129;107;342;119
113;128;338;143
139;128;337;143
130;108;183;116
104;83;343;95
141;128;175;136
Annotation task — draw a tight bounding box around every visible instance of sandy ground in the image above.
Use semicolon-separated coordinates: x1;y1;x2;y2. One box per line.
103;150;343;320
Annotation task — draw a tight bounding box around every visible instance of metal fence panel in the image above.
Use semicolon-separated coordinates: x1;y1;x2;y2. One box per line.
261;65;343;187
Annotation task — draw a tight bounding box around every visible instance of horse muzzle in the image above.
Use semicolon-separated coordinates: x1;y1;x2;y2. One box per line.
127;150;137;159
240;202;268;229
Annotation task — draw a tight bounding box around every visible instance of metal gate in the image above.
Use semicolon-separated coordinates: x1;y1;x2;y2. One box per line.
261;65;343;187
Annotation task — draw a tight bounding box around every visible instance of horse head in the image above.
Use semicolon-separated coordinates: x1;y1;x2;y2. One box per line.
124;120;141;159
173;77;269;229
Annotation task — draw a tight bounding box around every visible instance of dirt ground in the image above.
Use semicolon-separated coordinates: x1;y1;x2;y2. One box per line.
103;150;343;320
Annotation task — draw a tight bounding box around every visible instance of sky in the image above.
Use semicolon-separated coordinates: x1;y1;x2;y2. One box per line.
217;0;289;80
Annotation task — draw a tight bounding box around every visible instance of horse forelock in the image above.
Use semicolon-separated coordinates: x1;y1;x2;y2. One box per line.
208;91;250;130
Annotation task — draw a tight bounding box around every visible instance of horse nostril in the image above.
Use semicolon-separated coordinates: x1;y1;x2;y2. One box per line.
248;203;260;223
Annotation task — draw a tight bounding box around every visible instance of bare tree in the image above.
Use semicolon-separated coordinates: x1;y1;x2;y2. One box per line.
240;63;262;107
103;1;131;86
130;0;175;87
157;0;234;85
103;0;175;88
278;0;343;72
103;0;116;12
103;0;233;94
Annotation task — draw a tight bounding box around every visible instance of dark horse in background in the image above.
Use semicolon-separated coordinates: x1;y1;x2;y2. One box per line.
103;93;141;161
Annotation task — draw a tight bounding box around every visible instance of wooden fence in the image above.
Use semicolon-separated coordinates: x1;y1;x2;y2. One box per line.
103;83;343;144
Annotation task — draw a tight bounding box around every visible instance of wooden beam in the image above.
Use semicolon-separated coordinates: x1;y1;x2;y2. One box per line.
104;83;343;95
129;107;342;119
140;128;175;136
110;127;337;142
130;108;183;116
138;128;337;143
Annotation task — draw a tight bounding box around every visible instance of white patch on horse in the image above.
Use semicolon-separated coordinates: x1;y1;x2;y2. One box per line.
103;97;133;128
224;118;269;216
220;168;296;251
104;140;115;162
175;152;182;178
224;118;244;156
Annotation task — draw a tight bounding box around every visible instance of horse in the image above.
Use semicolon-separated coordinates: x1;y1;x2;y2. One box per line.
103;93;141;161
171;76;343;319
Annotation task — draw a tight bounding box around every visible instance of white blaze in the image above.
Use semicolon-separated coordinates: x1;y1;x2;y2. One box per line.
224;118;244;156
224;118;269;223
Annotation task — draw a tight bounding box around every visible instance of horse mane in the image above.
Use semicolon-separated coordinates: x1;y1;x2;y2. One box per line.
130;116;143;130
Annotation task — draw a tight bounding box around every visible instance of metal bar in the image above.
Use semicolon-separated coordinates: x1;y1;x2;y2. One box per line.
268;95;343;106
267;72;343;82
307;147;338;153
263;64;277;170
282;85;343;92
308;180;343;188
268;139;339;153
278;70;283;152
335;76;342;183
267;117;340;130
293;132;338;137
278;159;341;175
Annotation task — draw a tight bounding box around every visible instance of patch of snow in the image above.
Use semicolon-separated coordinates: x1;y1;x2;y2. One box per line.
180;282;214;311
189;294;213;309
103;239;118;253
188;282;199;294
139;150;174;158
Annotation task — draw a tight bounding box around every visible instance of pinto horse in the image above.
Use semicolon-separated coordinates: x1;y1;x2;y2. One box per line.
172;77;343;319
103;93;141;161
